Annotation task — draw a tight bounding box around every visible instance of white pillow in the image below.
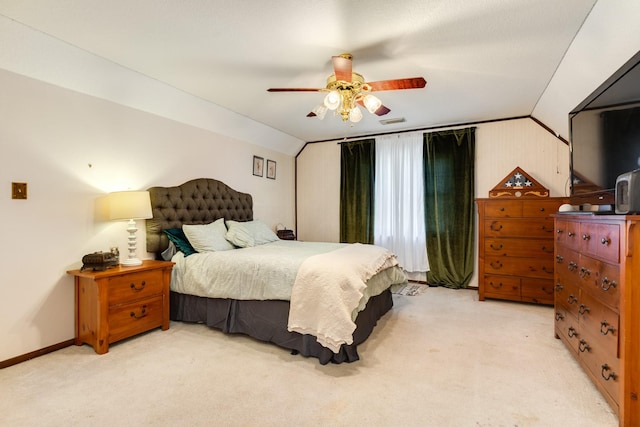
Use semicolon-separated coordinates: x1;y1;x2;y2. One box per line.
183;218;236;252
225;220;279;248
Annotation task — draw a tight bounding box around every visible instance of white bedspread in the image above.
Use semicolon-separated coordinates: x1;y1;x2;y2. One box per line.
287;243;400;353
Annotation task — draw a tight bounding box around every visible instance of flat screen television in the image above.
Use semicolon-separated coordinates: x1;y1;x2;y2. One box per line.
569;50;640;207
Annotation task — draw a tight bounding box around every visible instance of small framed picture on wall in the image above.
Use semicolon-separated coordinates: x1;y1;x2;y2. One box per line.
266;160;276;180
253;156;264;177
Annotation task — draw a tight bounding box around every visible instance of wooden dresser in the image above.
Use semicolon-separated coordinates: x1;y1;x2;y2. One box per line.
67;260;174;354
553;214;639;426
477;197;566;304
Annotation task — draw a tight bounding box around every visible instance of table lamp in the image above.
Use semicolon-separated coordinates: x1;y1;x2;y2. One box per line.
108;190;152;266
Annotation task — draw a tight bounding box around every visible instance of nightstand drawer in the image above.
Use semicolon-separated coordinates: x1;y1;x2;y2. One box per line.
108;270;163;305
109;296;163;343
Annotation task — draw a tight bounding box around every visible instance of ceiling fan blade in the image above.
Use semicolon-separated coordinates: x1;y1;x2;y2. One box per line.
332;54;353;82
374;105;391;116
267;88;323;92
368;77;427;91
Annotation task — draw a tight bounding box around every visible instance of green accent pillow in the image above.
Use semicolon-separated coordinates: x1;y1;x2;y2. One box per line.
163;228;197;256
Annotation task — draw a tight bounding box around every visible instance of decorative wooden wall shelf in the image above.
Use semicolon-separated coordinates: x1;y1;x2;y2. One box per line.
488;167;549;198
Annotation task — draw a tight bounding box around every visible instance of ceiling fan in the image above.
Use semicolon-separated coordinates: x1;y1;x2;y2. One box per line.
267;53;427;123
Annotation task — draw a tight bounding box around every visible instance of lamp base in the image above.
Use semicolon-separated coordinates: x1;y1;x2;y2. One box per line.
121;258;143;267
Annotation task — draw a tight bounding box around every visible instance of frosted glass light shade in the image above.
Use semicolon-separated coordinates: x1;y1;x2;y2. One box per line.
349;106;363;122
363;94;382;114
323;90;340;110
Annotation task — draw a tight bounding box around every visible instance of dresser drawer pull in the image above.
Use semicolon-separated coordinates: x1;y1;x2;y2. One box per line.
539;207;545;212
555;312;564;321
488;281;503;289
568;261;578;272
541;245;553;253
582;233;590;241
600;320;616;335
541;266;553;275
541;225;552;233
130;305;147;319
568;326;578;338
555;254;564;263
600;237;611;245
578;267;590;278
554;283;563;292
601;364;617;381
567;294;578;304
578;339;591;353
568;231;575;237
556;229;563;234
489;221;503;232
489;243;503;250
489;261;503;269
130;281;146;291
578;304;590;315
601;277;617;291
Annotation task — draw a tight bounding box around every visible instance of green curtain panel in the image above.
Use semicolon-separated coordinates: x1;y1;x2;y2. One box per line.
423;128;476;288
340;139;375;244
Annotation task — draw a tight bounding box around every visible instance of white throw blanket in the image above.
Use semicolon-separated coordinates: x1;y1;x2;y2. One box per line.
287;243;399;353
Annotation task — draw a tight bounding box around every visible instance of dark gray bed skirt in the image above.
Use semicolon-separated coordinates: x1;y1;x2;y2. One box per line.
169;290;394;365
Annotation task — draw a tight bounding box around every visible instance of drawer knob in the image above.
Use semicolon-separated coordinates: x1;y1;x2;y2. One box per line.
555;255;564;263
601;364;617;381
582;233;590;241
130;305;147;319
578;267;590;278
568;326;578;338
568;231;575;237
539;207;545;212
556;229;563;234
568;261;578;272
600;237;611;245
130;281;146;291
601;277;617;291
554;283;563;292
600;320;616;336
555;312;564;321
567;294;578;304
499;207;505;212
578;339;591;353
578;304;590;315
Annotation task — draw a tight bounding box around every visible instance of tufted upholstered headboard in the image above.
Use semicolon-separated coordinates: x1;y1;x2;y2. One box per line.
146;178;253;254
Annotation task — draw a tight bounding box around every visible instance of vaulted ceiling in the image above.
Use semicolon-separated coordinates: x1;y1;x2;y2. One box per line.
0;0;598;148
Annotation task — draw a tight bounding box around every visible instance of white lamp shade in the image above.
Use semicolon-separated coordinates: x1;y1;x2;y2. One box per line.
363;94;382;114
108;191;152;221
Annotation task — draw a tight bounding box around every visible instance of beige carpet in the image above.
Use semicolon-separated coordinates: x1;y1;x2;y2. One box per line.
0;287;618;427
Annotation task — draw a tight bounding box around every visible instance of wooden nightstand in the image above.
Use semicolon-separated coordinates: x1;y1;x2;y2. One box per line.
67;260;174;354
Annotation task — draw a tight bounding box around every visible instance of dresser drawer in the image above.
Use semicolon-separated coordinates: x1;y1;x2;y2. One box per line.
108;270;164;306
578;292;619;356
554;247;580;286
556;220;581;251
521;278;554;304
485;256;555;279
554;306;580;355
522;200;564;218
580;327;620;405
483;275;520;298
484;219;555;238
577;256;621;311
556;280;581;319
108;296;164;343
483;201;522;218
579;223;620;263
484;238;554;258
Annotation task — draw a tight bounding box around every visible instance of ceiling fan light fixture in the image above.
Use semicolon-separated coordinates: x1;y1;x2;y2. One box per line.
363;94;382;114
349;106;363;123
324;90;340;110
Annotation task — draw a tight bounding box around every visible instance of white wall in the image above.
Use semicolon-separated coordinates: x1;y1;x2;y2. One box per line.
296;118;570;288
0;68;295;362
533;0;640;140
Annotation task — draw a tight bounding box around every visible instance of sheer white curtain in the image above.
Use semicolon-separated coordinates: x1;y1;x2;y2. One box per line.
374;133;429;274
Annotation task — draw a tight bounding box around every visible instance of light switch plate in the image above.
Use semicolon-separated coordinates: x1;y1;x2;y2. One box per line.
12;182;27;199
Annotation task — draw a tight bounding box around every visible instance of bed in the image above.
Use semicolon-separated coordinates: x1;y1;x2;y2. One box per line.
145;178;407;364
